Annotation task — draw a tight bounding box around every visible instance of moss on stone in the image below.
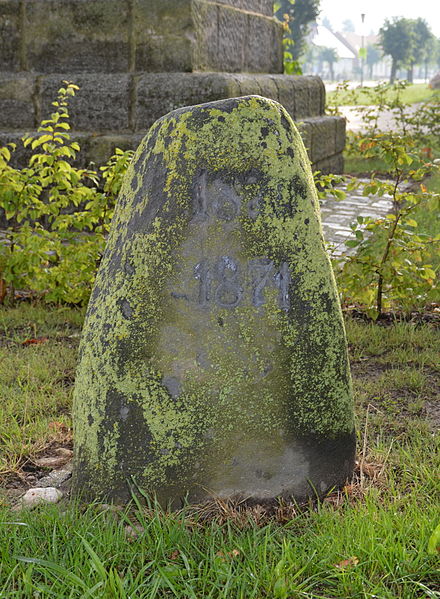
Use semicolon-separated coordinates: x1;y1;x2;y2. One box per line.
73;95;355;503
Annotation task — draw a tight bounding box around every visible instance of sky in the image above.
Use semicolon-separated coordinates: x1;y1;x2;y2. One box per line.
318;0;440;37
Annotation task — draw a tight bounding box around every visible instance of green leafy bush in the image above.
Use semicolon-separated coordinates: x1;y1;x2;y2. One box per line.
334;135;440;317
0;82;133;305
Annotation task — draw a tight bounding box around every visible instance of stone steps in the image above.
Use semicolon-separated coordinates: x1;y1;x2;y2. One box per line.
0;72;344;172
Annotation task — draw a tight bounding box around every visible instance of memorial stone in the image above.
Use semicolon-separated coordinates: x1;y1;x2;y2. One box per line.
72;96;355;505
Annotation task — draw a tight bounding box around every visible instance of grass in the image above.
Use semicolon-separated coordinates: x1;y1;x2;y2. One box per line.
343;154;390;177
0;304;439;597
327;83;439;106
0;305;83;476
426;171;440;194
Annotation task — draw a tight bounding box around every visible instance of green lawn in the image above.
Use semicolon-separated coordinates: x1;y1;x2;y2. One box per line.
0;305;438;598
343;154;390;177
327;83;439;106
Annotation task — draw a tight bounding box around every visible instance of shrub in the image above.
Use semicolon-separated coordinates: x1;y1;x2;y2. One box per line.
334;135;440;317
0;82;133;305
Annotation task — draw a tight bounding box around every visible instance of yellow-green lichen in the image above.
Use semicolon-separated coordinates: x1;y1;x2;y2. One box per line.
72;96;355;502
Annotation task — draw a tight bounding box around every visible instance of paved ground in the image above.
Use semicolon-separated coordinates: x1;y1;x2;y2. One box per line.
320;180;393;255
337;104;418;133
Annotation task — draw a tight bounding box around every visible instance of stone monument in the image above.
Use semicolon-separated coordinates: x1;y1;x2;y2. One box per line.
72;96;356;505
0;0;345;173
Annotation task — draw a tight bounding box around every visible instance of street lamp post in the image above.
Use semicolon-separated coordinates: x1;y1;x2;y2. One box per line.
360;13;365;86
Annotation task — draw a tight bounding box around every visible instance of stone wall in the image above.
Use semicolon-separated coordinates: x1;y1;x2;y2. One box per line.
0;0;283;74
0;0;345;173
0;71;345;172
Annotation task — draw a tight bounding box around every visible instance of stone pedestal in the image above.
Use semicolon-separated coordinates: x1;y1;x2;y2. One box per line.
0;0;345;173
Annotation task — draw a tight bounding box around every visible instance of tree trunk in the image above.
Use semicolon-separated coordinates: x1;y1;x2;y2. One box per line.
406;64;414;83
390;59;397;83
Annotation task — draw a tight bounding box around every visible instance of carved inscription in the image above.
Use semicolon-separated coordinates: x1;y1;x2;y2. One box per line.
194;173;242;222
192;256;290;310
193;172;302;222
174;175;293;310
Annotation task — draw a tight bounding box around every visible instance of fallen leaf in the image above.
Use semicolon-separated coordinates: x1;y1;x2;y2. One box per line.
169;550;180;560
54;448;73;458
48;422;69;433
216;549;240;560
22;337;49;346
334;556;359;569
33;456;69;469
360;462;379;478
125;524;144;540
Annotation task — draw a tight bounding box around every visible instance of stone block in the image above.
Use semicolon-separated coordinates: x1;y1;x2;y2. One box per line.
335;117;346;154
217;5;247;72
135;73;242;132
308;77;326;117
269;18;284;73
134;0;193;72
269;75;294;119
0;0;21;71
314;153;344;175
307;116;337;164
253;75;280;102
72;95;355;505
233;74;264;97
192;1;219;72
214;0;273;15
40;75;132;132
194;1;282;73
24;0;130;73
0;74;36;129
87;134;143;167
245;14;282;73
135;35;194;74
290;76;318;120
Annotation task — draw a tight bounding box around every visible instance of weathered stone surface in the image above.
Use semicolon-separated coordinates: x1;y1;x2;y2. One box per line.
335;117;346;155
40;75;131;132
245;13;283;73
3;0;281;74
0;0;21;71
72;96;355;505
192;1;283;74
24;0;131;73
0;0;343;173
135;73;240;131
309;117;337;164
134;0;193;73
0;75;36;129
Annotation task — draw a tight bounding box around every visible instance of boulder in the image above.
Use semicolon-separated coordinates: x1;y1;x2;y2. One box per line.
72;95;355;506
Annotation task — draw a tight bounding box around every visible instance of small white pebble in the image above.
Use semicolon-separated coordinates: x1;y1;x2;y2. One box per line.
21;487;63;507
